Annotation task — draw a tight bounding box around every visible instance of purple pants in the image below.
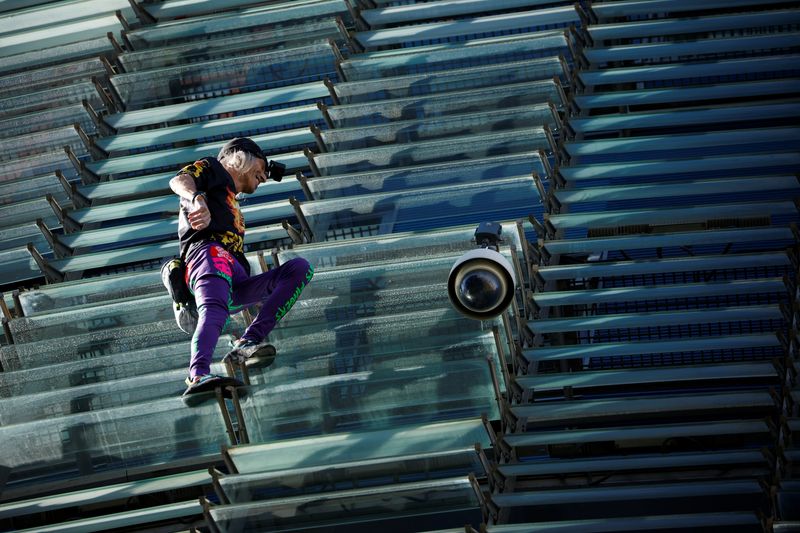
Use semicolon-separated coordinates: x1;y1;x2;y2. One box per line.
186;243;313;378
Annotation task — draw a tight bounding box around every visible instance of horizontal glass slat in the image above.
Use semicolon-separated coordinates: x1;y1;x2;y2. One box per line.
545;201;797;229
505;419;770;449
0;104;95;140
104;81;328;130
0;35;111;76
308;152;541;199
528;305;782;335
526;334;780;363
0;337;231;398
242;358;496;440
0;246;42;286
210;478;478;531
342;30;565;81
542;227;794;256
579;55;800;86
2;126;82;162
355;6;578;49
481;513;761;533
301;176;538;238
535;252;790;281
70;179;300;225
334;56;562;104
0;57;105;98
362;0;560;25
279;220;523;270
532;278;785;307
573;79;800;111
519;362;777;393
126;0;348;47
58;201;293;251
313;128;547;176
592;0;770;18
86;133;311;176
569;103;800;136
0;80;101;120
564;127;800;158
555;176;800;204
0;14;120;58
219;447;479;503
120;19;340;71
228;417;487;474
97;105;321;153
511;392;774;428
585;32;800;64
588;10;800;41
328;79;556;128
111;43;336;110
0;398;227;489
321;104;551;151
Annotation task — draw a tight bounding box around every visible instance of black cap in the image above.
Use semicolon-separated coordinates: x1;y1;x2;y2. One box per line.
218;137;268;165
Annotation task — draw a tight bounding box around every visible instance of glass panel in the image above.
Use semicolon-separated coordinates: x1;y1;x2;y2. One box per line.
59;200;294;250
301;176;539;238
98;105;321;154
78;171;178;202
308;152;542;199
0;14;120;58
328;80;557;127
0;362;238;424
120;19;341;71
0;148;79;184
0;246;42;286
321;104;552;151
2;126;83;162
242;310;498;439
210;478;478;531
106;81;328;131
355;6;578;49
0;173;69;206
279;220;523;270
0;35;111;76
229;417;487;473
219;448;480;502
0;314;243;370
0;104;96;140
0;397;228;491
126;0;348;48
343;30;565;81
361;0;562;25
0;57;105;98
111;43;337;110
335;56;562;104
0;222;51;252
313;128;547;175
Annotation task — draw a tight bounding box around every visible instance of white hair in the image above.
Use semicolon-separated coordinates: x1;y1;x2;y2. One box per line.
218;149;260;175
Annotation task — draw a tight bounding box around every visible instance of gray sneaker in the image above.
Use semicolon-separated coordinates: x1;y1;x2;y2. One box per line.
222;338;277;368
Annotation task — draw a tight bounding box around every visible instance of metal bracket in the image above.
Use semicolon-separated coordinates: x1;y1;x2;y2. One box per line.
229;386;249;444
323;78;340;106
106;31;124;55
528;214;546;240
257;250;270;273
329;38;347;82
303;147;322;177
271;249;281;268
208;467;230;505
0;294;12;322
296;171;315;201
81;98;115;136
200;497;222;533
74;123;108;160
344;0;369;32
64;145;100;185
120;30;135;52
26;242;65;283
1;317;12;347
35;219;74;258
56;170;91;209
46;194;81;233
289;197;315;243
91;75;119;114
310;124;327;153
215;388;237;445
128;0;157;25
282;220;304;245
11;291;23;318
317;101;335;129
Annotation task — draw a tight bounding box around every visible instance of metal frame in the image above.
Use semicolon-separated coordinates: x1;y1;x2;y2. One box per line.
289;197;315;243
64;145;101;185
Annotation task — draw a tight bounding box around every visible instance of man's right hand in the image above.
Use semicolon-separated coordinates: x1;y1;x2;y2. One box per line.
187;195;211;230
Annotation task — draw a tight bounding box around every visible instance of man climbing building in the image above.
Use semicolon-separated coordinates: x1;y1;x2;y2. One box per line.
168;137;313;401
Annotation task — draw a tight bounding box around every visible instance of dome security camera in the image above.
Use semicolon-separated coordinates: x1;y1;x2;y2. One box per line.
447;223;517;321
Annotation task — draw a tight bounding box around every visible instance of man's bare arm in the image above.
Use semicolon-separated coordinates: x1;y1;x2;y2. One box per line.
170;173;210;230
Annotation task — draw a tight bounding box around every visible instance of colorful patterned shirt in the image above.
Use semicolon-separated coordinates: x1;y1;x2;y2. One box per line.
176;157;248;270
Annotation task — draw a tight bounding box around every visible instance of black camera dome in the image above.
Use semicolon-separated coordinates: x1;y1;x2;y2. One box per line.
448;248;516;320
